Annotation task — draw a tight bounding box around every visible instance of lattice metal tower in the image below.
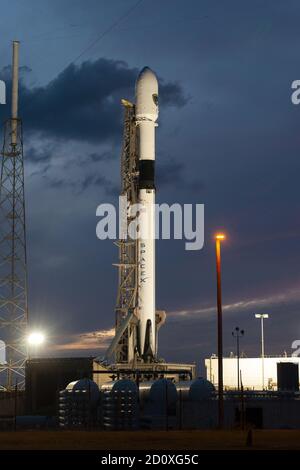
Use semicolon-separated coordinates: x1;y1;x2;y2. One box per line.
114;100;139;363
0;41;28;390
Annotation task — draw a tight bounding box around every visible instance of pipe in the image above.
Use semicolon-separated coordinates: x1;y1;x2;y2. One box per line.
11;40;19;145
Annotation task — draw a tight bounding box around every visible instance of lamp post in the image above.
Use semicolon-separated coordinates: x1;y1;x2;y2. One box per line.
232;327;244;390
255;314;269;390
215;233;226;428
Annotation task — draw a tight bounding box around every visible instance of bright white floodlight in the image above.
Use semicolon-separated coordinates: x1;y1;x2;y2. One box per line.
27;332;45;346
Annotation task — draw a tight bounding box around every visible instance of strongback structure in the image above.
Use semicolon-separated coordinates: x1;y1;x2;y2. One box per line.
0;42;28;390
113;100;139;363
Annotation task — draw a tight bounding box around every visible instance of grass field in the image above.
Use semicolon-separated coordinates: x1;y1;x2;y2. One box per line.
0;430;299;450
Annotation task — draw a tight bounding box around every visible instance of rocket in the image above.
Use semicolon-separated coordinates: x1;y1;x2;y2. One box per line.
135;67;158;360
99;67;163;366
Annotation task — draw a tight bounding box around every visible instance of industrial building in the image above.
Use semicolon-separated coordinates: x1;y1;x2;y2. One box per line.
205;355;300;390
180;391;300;430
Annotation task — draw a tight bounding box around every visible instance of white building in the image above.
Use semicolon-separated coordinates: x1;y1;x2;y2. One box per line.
205;355;300;390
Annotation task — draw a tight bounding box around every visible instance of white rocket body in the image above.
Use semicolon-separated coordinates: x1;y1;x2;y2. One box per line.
135;67;158;359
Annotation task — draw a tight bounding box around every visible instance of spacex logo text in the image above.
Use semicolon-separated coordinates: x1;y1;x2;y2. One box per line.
0;80;6;104
140;243;147;284
96;196;204;251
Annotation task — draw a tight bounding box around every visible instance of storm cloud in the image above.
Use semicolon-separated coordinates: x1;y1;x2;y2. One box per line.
0;58;187;143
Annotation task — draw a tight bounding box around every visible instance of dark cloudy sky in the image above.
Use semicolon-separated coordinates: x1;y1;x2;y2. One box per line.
1;0;300;373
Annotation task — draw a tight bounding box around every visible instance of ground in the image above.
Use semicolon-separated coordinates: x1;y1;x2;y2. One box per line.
0;430;299;450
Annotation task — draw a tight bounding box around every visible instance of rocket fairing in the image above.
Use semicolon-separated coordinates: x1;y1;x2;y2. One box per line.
135;67;158;360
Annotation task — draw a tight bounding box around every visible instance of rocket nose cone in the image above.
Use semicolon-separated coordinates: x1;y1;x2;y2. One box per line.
140;66;151;73
136;66;158;121
139;66;153;77
136;66;158;91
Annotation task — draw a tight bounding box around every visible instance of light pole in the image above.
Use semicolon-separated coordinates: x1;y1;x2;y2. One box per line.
215;233;226;428
255;314;269;390
232;327;244;390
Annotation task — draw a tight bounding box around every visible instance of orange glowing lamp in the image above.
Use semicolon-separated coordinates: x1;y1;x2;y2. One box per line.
215;233;226;241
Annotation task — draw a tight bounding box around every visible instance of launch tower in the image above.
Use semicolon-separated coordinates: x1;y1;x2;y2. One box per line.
0;42;28;390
